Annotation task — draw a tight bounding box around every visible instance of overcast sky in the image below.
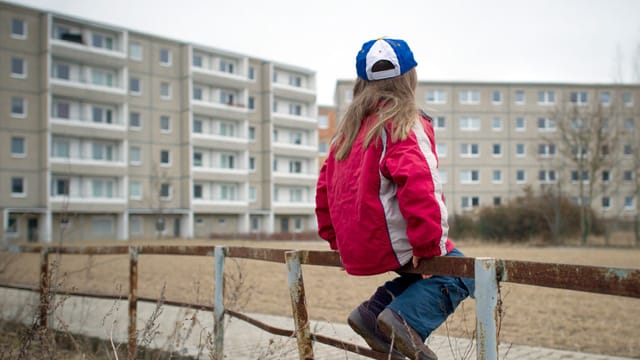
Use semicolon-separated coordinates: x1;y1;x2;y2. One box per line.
8;0;640;104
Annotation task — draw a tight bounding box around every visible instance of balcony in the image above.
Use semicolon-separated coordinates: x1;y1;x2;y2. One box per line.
192;134;249;150
50;195;127;212
192;199;249;214
272;142;317;158
272;201;315;215
272;82;316;103
50;117;126;139
51;37;126;68
50;77;126;104
192;100;248;121
271;112;318;130
272;171;317;185
192;67;250;88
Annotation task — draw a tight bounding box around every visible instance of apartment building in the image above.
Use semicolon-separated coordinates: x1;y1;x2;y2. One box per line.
317;105;337;167
0;1;318;243
335;80;640;219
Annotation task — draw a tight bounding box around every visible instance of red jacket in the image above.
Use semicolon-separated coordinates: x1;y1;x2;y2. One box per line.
315;111;454;275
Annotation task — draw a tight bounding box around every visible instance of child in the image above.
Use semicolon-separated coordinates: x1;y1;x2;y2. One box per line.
315;38;474;360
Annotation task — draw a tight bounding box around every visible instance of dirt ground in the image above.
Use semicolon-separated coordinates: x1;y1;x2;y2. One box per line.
1;239;639;358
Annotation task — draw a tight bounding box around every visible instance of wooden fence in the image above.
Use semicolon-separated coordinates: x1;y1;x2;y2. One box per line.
1;244;639;360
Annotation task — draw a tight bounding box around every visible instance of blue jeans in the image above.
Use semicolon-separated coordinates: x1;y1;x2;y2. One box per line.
384;248;475;340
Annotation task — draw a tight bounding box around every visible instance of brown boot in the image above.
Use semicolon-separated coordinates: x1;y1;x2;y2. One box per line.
377;308;437;360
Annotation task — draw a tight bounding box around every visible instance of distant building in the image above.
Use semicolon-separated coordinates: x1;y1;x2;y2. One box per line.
335;80;640;219
1;1;318;242
317;105;337;167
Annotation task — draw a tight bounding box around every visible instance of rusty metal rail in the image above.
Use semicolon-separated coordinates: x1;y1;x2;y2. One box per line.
1;244;639;360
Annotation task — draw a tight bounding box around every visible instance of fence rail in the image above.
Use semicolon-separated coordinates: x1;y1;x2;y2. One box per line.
1;244;639;360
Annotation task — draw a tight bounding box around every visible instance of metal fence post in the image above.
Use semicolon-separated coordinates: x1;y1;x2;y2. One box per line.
285;250;314;360
475;257;499;360
38;247;50;330
128;246;139;360
214;246;226;360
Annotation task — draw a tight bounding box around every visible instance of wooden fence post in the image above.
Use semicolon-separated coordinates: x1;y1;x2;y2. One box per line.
214;246;226;360
128;246;139;360
475;257;500;360
285;250;314;360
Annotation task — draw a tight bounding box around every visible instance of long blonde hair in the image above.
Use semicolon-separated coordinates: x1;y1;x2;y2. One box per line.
333;68;418;160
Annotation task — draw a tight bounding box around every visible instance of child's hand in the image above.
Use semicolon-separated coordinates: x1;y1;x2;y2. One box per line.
412;256;433;279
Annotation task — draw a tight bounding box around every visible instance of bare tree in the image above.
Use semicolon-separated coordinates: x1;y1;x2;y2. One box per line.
551;100;620;245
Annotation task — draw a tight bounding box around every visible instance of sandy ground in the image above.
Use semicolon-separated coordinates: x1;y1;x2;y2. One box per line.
0;240;639;358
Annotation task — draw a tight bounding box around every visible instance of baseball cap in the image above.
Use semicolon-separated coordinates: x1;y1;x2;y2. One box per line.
356;38;417;81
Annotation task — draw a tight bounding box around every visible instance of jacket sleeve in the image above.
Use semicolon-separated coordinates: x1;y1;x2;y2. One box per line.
315;159;337;250
381;121;449;258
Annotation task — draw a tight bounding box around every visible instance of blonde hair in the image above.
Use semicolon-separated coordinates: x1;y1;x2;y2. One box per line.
333;68;418;160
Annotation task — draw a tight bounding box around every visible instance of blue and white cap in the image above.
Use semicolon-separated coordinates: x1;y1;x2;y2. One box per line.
356;38;417;81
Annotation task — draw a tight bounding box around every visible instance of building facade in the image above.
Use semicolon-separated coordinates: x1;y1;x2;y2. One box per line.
0;1;318;243
335;80;640;220
317;105;337;167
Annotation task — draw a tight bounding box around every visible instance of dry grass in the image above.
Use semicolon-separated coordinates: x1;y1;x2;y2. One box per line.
0;239;639;358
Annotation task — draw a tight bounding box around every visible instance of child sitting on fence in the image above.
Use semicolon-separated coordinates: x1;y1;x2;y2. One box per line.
315;37;475;360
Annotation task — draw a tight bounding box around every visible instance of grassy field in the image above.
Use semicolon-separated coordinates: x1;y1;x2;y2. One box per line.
0;239;639;358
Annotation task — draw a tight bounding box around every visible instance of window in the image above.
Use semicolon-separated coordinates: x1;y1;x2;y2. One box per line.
319;142;327;155
290;132;303;145
220;59;236;74
570;91;589;105
623;92;633;106
160;48;172;65
538;170;557;183
92;105;113;124
624;118;634;130
52;177;70;196
92;143;114;161
459;90;479;104
516;170;526;183
515;117;526;131
289;160;302;174
52;138;70;158
248;96;255;110
221;154;235;169
11;18;27;38
130;146;141;165
289;104;302;116
11;137;25;157
571;170;590;183
623;144;633;157
160;115;171;132
491;117;502;131
130;77;141;95
129;42;142;60
92;33;114;50
460;170;480;184
537;91;555;105
192;53;202;67
193;86;203;100
624;196;635;210
248;66;255;80
160;150;171;165
493;197;502;206
460;117;480;131
461;196;480;209
439;170;448;184
436;143;447;157
288;75;301;87
492;170;502;184
602;170;611;183
623;170;633;182
160;183;172;199
537;117;556;131
514;90;525;104
130;181;142;200
11;177;26;197
426;90;447;104
492;90;502;104
221;184;238;200
249;126;256;141
191;150;204;167
11;57;26;78
249;186;257;202
434;116;446;130
160;82;171;99
52;100;70;119
602;196;611;209
515;143;526;157
91;69;114;87
54;63;70;80
460;143;479;157
538;143;556;157
492;143;502;157
318;114;329;129
289;188;303;202
130;216;143;235
193;184;203;199
11;97;26;117
249;157;256;170
600;91;611;106
130;112;141;129
193;119;203;134
220;122;236;137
